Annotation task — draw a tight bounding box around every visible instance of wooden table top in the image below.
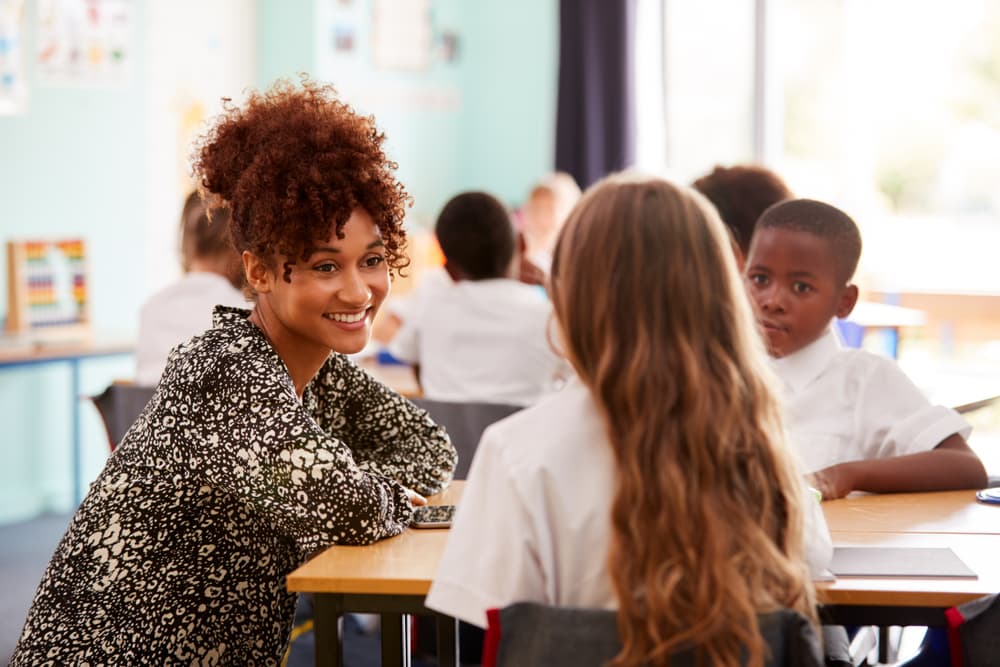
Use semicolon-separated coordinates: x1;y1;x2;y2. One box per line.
288;483;999;610
356;358;421;398
287;482;463;595
818;530;1000;608
822;489;1000;535
0;336;133;365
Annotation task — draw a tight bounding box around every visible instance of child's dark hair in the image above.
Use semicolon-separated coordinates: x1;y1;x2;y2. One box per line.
756;198;863;283
692;164;792;254
192;77;410;282
435;191;515;280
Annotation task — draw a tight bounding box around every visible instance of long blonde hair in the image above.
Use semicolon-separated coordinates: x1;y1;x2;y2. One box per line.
549;174;816;667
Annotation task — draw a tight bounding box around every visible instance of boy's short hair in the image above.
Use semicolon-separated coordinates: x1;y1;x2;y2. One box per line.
435;192;516;280
756;198;862;284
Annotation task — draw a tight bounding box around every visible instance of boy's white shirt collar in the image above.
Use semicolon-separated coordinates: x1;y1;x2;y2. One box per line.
770;325;843;393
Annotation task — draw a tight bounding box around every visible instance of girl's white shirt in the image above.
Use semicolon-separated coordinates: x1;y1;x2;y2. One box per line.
425;379;834;628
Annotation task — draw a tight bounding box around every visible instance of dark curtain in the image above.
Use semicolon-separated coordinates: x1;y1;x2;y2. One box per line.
555;0;638;189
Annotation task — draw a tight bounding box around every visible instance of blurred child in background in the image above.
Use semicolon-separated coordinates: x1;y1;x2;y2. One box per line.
692;164;793;265
135;191;247;385
519;171;582;273
390;191;565;406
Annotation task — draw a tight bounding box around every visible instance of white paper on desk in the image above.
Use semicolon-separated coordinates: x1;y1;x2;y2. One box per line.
830;547;977;579
813;569;836;582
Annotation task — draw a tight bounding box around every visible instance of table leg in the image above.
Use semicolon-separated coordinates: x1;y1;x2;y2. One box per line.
435;613;459;667
314;595;344;667
380;612;411;667
71;358;82;505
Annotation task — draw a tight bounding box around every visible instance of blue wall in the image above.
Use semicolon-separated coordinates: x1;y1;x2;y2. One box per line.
0;2;145;523
256;0;558;221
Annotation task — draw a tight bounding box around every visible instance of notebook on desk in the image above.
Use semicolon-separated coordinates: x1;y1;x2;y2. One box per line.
830;547;977;579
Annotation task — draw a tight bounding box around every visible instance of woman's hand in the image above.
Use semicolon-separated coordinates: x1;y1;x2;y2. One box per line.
404;487;427;506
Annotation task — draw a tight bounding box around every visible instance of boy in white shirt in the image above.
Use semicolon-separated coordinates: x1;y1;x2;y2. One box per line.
744;198;987;500
389;191;564;406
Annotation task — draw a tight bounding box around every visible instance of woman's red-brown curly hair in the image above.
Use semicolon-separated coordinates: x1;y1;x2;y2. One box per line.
192;77;411;284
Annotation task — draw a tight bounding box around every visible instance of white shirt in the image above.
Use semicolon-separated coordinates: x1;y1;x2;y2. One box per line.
135;272;248;385
389;278;565;406
771;327;972;474
425;380;834;628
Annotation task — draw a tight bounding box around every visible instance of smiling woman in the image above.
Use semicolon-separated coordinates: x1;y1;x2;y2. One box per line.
9;79;457;667
245;209;391;396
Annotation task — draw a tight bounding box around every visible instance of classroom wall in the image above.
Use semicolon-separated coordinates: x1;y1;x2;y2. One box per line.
0;1;147;523
256;0;559;225
0;0;558;524
0;1;254;524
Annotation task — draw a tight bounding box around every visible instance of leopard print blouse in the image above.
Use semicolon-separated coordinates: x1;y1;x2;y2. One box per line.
11;306;456;666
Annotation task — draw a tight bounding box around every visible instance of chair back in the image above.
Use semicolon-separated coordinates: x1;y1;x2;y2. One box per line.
483;602;823;667
410;398;523;480
947;593;1000;667
90;382;156;451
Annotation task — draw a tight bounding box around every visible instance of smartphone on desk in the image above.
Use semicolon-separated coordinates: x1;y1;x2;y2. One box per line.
976;488;1000;505
411;504;456;529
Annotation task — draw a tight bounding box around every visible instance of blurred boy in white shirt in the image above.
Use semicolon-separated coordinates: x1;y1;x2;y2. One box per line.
390;191;565;406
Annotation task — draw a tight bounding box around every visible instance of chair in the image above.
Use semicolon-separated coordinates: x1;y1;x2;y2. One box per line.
410;398;523;480
946;593;1000;666
89;382;156;450
482;602;824;667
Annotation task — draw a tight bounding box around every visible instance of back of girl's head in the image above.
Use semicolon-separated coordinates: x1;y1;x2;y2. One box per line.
180;192;232;264
435;191;515;281
192;77;410;279
550;173;815;667
692;164;793;255
179;192;243;289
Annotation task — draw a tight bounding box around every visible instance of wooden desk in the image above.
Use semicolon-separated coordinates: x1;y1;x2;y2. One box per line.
0;336;134;503
819;490;1000;626
289;485;999;665
817;531;1000;625
287;482;464;667
823;489;1000;535
357;358;421;399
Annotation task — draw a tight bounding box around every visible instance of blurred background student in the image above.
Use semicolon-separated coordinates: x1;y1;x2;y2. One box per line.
134;192;247;385
692;164;793;265
518;171;582;274
370;174;577;348
390;191;566;406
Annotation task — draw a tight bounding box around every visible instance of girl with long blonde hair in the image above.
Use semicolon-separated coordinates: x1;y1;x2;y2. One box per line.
426;173;831;666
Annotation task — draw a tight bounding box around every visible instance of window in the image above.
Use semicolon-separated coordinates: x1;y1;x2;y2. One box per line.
637;0;1000;295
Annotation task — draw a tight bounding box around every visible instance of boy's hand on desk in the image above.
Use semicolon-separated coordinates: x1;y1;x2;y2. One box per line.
808;464;855;501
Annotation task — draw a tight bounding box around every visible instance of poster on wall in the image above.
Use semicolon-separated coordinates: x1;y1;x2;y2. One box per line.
35;0;132;86
0;0;26;114
372;0;431;71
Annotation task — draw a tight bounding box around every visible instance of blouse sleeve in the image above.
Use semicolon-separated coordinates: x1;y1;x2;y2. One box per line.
174;352;415;554
307;354;457;497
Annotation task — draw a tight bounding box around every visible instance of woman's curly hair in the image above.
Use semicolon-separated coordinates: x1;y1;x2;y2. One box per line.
192;77;411;282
